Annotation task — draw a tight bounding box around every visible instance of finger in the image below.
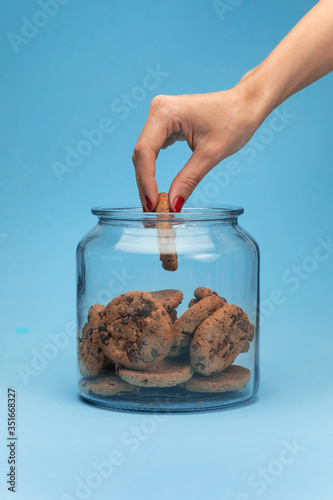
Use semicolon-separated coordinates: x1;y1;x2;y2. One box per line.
132;142;159;211
132;96;181;211
168;147;219;212
135;170;147;211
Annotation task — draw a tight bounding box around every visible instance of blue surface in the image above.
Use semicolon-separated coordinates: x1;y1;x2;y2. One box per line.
1;0;332;499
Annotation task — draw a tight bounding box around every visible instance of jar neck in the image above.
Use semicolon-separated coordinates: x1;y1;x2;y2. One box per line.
91;206;244;224
97;216;239;227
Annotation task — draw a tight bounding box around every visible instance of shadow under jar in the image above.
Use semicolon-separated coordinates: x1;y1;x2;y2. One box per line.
76;207;260;413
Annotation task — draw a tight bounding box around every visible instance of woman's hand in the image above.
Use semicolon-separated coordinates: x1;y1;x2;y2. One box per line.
132;79;268;212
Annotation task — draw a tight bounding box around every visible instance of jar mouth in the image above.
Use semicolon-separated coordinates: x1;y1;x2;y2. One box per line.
91;206;244;221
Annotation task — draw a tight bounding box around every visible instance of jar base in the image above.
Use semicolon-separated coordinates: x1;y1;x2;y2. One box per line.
78;385;258;414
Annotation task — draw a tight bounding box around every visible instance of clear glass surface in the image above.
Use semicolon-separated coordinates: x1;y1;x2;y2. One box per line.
76;207;260;412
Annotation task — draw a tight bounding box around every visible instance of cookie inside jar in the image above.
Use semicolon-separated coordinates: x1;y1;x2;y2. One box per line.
78;287;255;404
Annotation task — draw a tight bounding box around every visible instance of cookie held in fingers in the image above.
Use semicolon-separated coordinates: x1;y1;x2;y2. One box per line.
161;253;178;272
180;365;251;393
168;295;226;358
154;192;178;272
155;192;170;212
190;304;254;376
79;304;105;378
79;374;139;396
98;291;173;370
116;359;194;388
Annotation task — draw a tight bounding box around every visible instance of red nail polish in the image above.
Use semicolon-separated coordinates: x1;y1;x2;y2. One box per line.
145;195;153;212
142;206;147;212
173;196;185;213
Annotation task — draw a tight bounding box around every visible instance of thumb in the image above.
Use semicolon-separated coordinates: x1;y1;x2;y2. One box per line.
168;149;217;212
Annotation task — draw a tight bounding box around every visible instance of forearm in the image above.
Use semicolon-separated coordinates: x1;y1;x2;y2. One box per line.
243;0;333;120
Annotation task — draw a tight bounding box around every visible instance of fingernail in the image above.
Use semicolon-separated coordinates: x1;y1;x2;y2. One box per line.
145;195;153;212
173;196;185;213
142;206;147;212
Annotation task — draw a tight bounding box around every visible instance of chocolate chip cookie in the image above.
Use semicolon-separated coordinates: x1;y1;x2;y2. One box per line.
168;294;226;358
154;192;178;272
79;374;139;396
194;287;218;300
99;291;173;370
150;289;183;312
168;309;178;324
188;287;218;308
79;304;105;378
188;298;198;308
116;358;193;388
87;304;104;328
155;192;170;213
180;365;251;393
190;304;254;375
240;341;250;353
151;288;183;324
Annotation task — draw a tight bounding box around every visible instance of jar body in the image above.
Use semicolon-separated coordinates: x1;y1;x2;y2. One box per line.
76;208;259;412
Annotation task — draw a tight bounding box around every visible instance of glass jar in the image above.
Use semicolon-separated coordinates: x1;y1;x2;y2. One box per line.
76;207;259;412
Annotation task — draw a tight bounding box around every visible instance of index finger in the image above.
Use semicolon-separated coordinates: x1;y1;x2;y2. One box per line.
132;96;180;211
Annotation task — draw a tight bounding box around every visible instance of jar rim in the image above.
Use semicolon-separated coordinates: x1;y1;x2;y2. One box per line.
91;206;244;221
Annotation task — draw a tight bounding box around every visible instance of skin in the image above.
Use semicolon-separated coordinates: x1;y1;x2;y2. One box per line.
132;0;333;212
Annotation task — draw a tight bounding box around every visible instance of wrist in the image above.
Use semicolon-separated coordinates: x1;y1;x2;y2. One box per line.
237;65;280;127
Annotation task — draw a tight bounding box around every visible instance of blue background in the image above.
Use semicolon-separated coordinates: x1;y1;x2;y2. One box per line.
1;0;332;499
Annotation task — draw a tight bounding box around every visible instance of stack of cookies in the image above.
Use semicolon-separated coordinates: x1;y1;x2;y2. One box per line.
78;287;254;397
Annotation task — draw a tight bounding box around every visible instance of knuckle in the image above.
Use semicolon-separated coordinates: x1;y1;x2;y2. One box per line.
150;94;174;114
150;94;167;109
150;95;184;129
133;142;148;163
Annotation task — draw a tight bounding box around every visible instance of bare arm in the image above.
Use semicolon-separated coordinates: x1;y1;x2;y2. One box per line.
245;0;333;114
133;0;333;212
